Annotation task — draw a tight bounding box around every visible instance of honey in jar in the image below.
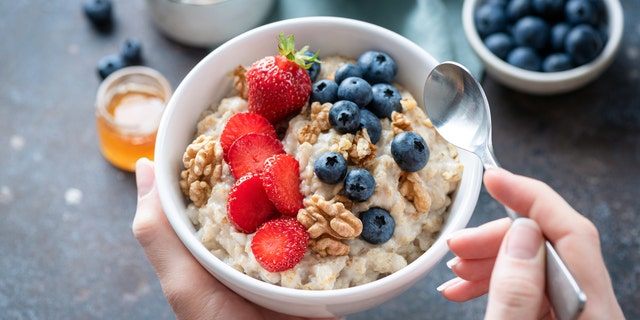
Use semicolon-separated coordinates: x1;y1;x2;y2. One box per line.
95;66;172;172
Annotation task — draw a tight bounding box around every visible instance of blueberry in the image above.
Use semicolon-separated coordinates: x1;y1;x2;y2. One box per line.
329;100;361;134
506;0;532;21
304;51;321;82
474;3;507;38
359;207;395;244
507;47;542;71
334;63;363;85
565;24;603;66
310;79;338;104
83;0;113;29
367;83;402;119
391;131;429;172
484;32;514;60
344;168;375;202
542;53;574;72
565;0;597;26
314;152;348;184
531;0;565;19
337;77;373;108
512;16;550;51
356;51;398;84
97;54;126;79
550;23;572;52
359;109;382;144
120;38;143;65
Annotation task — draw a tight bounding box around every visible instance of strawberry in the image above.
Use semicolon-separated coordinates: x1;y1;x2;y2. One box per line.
251;217;309;272
262;154;304;216
246;33;318;124
227;132;285;179
227;172;279;234
220;112;277;160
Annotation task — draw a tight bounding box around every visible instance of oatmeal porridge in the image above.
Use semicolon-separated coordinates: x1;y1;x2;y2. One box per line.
179;54;463;290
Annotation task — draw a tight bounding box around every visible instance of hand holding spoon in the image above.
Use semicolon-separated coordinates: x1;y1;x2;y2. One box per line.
423;61;587;320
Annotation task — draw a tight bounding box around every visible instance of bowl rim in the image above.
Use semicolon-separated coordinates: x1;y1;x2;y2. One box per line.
154;15;482;308
462;0;624;86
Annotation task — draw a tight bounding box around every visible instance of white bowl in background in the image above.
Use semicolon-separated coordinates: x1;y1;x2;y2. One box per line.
145;0;275;47
462;0;623;95
154;17;483;317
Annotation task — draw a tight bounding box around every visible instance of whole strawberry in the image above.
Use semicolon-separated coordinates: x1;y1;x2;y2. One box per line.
246;33;318;124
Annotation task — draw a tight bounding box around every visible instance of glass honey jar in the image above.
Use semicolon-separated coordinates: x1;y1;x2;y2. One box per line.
95;66;172;172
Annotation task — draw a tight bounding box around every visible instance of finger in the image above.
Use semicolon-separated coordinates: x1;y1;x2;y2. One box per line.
447;218;511;259
485;218;545;319
447;256;496;282
483;168;595;245
437;277;491;302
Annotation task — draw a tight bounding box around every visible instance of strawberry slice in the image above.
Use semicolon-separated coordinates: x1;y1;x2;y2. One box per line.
227;132;285;179
220;112;277;160
262;154;305;216
251;217;309;272
227;172;279;234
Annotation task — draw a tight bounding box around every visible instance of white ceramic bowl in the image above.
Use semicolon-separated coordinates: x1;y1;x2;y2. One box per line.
145;0;275;47
154;17;483;317
462;0;623;95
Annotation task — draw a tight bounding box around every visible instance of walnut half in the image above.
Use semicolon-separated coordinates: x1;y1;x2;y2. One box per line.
298;195;362;257
179;135;224;207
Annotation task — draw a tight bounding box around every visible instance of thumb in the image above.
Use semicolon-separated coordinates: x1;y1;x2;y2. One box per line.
486;218;546;320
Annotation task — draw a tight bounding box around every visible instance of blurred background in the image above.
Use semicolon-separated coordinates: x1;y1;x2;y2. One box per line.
0;0;638;319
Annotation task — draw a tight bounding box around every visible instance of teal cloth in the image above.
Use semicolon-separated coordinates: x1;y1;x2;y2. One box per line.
267;0;482;78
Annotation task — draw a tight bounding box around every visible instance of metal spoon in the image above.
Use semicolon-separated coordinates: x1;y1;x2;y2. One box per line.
423;61;587;320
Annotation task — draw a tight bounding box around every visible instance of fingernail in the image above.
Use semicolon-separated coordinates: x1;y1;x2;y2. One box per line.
135;158;154;198
436;277;464;292
506;218;542;260
446;256;459;269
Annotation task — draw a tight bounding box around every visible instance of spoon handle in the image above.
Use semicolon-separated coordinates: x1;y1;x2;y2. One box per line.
504;206;587;320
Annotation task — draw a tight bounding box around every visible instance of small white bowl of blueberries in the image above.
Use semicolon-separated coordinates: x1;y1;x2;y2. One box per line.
462;0;623;95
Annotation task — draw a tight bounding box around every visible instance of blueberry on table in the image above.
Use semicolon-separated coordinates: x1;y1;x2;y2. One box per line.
314;152;348;184
344;168;375;202
542;53;573;72
329;100;361;134
304;51;321;82
120;38;143;65
310;79;338;104
512;16;550;51
391;131;429;172
474;3;507;38
337;77;373;108
507;47;542;71
83;0;113;28
565;24;604;66
484;32;514;60
334;63;363;85
359;109;382;144
359;207;395;244
367;83;402;119
97;54;126;79
357;51;398;84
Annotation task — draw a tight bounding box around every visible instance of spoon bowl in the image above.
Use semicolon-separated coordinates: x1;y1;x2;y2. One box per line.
423;61;587;320
424;62;496;167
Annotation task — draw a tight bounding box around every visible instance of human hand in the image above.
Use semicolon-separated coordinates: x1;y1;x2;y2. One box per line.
437;168;624;319
132;158;339;320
